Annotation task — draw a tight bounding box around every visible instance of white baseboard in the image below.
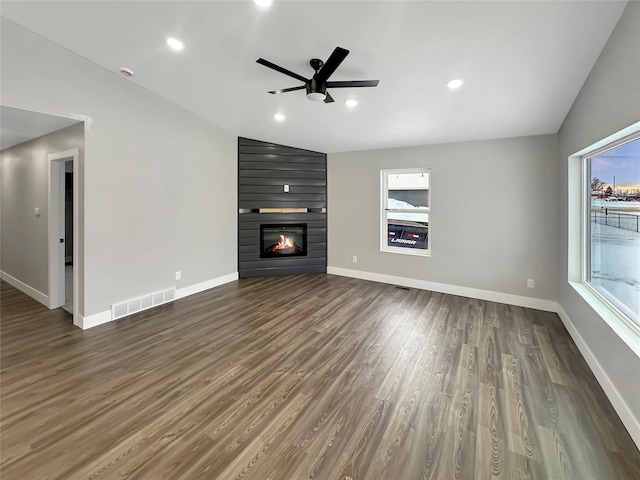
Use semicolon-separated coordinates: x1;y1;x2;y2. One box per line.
327;266;557;312
176;272;238;300
556;305;640;450
77;310;112;330
0;270;49;307
77;272;239;331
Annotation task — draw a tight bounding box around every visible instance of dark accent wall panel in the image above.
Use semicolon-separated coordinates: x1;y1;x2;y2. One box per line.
238;137;327;278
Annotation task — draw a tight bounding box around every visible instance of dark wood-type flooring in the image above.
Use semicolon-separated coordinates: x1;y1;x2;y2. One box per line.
1;275;639;479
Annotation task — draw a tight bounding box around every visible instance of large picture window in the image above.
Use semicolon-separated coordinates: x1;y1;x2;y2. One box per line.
583;133;640;326
381;168;430;256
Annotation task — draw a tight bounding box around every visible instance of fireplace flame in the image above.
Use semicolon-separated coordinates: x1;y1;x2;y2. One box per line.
273;234;295;252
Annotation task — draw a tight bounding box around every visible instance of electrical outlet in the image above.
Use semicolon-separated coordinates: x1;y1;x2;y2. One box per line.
175;271;181;281
352;255;358;263
527;278;534;288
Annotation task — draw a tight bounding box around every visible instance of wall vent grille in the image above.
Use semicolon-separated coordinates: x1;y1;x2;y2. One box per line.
111;287;176;321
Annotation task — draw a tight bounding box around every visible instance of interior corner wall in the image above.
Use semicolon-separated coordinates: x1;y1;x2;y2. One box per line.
328;134;559;303
557;1;640;430
1;123;84;304
1;18;237;318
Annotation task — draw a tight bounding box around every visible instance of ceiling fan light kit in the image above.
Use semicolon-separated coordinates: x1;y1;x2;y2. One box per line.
306;91;326;102
257;47;379;104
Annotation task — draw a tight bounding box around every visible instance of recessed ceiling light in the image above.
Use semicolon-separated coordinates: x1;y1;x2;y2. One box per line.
254;0;274;7
345;99;359;108
447;78;465;90
274;113;285;122
166;37;185;52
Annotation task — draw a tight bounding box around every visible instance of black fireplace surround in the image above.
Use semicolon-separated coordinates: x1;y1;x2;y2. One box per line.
260;224;307;258
238;137;327;278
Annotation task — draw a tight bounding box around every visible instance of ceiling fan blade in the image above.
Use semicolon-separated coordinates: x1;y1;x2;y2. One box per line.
315;47;349;83
269;86;306;94
324;92;335;103
256;58;309;83
326;80;380;88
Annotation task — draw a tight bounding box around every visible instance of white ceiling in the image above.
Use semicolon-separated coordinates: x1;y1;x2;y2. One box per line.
0;1;628;153
0;106;81;151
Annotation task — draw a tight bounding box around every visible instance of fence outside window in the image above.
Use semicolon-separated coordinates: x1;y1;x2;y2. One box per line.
591;210;640;233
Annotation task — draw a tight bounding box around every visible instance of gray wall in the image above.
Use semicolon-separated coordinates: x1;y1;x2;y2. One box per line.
1;18;237;317
328;134;559;301
557;2;640;425
1;123;84;297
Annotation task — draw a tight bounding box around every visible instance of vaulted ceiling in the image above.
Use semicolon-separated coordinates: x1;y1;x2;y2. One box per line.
0;1;628;153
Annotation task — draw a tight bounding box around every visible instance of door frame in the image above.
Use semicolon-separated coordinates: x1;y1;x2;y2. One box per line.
48;148;79;325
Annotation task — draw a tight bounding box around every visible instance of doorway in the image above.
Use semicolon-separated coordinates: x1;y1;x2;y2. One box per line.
48;149;79;325
63;160;74;313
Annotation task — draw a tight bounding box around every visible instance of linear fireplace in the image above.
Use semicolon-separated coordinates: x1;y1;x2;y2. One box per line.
260;223;307;258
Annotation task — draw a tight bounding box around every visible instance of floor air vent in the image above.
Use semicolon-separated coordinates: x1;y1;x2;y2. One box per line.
111;287;176;321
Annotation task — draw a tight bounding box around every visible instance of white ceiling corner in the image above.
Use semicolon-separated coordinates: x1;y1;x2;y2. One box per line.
0;106;81;151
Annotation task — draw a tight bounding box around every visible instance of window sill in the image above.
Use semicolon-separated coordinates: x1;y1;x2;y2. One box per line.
381;247;431;257
569;281;640;358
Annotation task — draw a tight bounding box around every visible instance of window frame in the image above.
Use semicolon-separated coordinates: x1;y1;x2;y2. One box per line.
380;167;431;257
580;131;640;327
567;121;640;358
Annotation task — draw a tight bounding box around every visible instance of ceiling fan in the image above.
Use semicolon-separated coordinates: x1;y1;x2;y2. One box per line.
256;47;379;103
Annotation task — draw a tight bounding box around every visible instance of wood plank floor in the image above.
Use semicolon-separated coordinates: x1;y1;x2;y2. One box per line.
1;275;639;479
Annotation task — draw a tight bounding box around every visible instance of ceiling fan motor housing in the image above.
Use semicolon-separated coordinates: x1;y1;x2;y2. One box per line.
306;77;326;101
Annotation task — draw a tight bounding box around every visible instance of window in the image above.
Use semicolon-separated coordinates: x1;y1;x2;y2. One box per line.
583;132;640;326
381;168;430;256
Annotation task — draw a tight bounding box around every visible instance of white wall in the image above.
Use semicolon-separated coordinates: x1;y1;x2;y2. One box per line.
1;18;237;320
328;134;559;305
557;1;640;438
1;123;83;302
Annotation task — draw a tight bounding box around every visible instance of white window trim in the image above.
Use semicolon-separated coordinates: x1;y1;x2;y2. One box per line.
380;168;431;257
568;121;640;358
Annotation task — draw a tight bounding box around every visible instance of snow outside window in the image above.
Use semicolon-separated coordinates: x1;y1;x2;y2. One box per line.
583;133;640;326
381;168;430;256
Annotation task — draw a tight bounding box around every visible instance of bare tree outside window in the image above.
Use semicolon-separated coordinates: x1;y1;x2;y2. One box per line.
591;177;604;193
